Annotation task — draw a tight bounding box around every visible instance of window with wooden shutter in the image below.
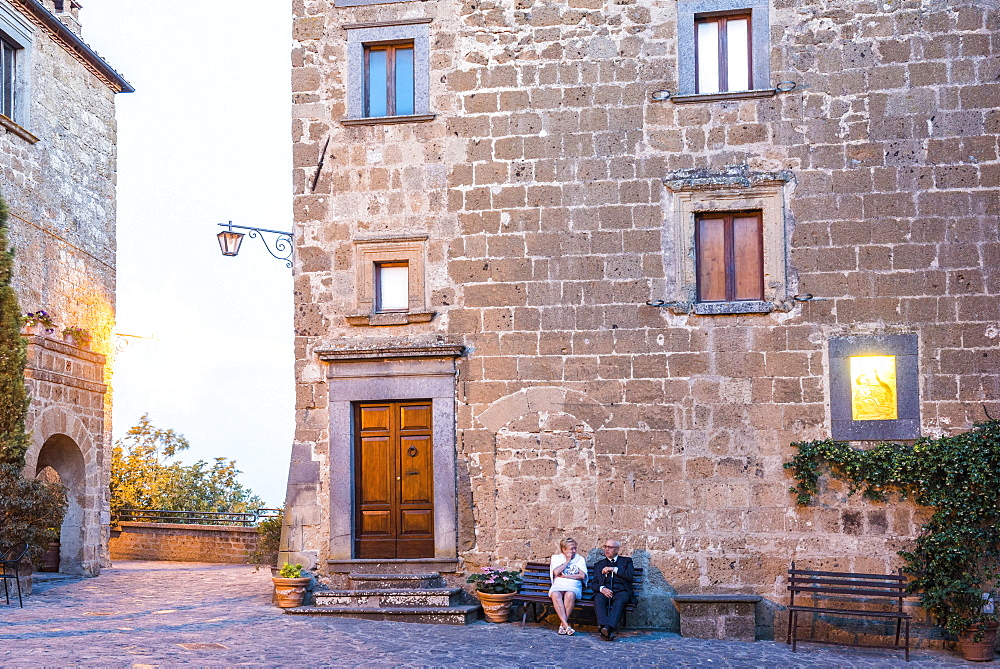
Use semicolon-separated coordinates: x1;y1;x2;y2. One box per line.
695;211;763;302
695;12;752;94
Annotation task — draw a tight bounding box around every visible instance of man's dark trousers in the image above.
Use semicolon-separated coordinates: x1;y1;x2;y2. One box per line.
593;555;635;635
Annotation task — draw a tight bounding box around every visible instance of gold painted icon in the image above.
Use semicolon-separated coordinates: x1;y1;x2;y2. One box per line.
849;355;897;421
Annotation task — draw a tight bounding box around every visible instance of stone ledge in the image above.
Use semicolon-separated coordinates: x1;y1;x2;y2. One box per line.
670;88;776;104
340;114;436;126
24;334;107;364
316;344;464;362
673;594;763;603
345;311;436;326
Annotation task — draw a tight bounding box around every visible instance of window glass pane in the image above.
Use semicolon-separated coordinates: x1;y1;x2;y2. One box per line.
1;40;13;119
697;217;727;302
725;18;750;92
696;21;719;94
366;48;388;118
732;214;763;300
377;264;409;311
394;47;414;116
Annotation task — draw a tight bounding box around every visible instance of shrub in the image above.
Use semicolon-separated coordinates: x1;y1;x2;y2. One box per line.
0;463;68;562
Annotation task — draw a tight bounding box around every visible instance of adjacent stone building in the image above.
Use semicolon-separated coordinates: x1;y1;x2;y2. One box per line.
285;0;998;639
1;0;131;575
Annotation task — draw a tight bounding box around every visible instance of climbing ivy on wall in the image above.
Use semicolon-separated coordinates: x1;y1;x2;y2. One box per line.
786;418;1000;637
0;193;30;466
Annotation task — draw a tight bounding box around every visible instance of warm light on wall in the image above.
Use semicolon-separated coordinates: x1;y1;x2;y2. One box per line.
849;355;897;421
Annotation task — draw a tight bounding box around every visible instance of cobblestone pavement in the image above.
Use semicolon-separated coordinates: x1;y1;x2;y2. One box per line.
0;562;979;667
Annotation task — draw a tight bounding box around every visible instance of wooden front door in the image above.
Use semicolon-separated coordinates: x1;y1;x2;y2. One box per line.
354;401;435;558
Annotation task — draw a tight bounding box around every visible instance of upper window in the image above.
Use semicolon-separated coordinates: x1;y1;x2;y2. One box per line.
0;35;14;119
695;211;763;302
344;19;432;125
695;13;751;94
364;42;414;118
675;0;770;101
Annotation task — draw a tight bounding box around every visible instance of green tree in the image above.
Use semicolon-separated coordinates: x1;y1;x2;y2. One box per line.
0;193;30;466
110;414;264;515
0;192;67;561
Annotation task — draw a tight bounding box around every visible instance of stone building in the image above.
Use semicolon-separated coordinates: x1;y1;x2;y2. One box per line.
284;0;998;637
1;0;131;575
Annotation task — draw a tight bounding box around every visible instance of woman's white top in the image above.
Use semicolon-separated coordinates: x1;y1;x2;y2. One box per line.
548;553;588;595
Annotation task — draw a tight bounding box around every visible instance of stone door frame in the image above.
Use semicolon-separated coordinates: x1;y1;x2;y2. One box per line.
318;345;463;561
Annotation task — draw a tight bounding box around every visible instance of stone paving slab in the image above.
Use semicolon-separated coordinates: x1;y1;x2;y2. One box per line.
0;561;978;667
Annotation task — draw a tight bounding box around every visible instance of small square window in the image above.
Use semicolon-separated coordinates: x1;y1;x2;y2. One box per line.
375;262;409;312
695;13;751;94
364;42;414;118
1;36;16;119
695;211;763;303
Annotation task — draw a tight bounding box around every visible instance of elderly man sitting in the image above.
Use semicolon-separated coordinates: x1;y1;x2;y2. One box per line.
591;539;636;641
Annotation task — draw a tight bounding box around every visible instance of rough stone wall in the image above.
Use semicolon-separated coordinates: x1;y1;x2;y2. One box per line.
289;0;999;639
0;2;119;571
109;522;260;564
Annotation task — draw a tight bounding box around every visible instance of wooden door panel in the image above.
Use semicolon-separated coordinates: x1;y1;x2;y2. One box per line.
733;214;763;300
358;436;392;506
399;509;434;535
399;404;433;430
697;216;726;302
360;510;392;535
354;401;435;559
399;435;433;504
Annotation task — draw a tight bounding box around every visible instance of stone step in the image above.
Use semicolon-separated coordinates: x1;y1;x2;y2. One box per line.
314;587;464;608
284;603;481;625
327;558;462;575
348;572;443;589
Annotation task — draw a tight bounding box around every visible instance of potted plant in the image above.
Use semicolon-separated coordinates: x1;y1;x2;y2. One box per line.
467;566;523;623
61;326;92;349
272;562;310;608
22;310;55;336
956;592;999;662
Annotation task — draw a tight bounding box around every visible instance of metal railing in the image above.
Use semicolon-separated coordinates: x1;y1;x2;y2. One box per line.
113;508;282;527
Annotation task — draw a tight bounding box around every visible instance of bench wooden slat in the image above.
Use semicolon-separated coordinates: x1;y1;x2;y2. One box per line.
788;605;911;619
790;568;906;581
788;585;909;598
790;576;907;590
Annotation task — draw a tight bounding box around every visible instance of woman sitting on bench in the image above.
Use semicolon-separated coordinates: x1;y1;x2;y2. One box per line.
548;537;587;636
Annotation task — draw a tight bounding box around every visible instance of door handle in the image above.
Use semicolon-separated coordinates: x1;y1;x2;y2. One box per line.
407;446;418;457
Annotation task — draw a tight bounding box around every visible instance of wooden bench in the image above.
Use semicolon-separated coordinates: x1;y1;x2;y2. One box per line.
787;562;912;661
513;561;644;628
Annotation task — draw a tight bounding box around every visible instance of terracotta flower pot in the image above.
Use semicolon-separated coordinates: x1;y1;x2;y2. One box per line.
40;542;60;572
272;576;311;608
476;591;516;623
958;621;999;662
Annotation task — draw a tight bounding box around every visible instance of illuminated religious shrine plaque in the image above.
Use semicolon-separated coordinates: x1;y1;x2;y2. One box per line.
830;335;919;440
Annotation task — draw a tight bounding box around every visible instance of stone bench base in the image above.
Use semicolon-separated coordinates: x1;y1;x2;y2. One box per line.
673;594;762;642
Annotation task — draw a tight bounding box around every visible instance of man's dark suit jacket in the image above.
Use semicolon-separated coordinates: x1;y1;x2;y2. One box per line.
592;555;636;604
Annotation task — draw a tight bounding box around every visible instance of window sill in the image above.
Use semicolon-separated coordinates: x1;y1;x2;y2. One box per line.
0;114;40;144
346;311;436;326
671;89;776;104
693;300;776;315
340;114;436;126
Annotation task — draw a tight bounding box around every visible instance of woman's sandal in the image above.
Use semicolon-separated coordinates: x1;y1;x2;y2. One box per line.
565;626;576;636
557;625;568;635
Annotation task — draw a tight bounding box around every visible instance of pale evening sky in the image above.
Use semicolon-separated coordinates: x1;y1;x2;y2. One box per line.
83;1;294;507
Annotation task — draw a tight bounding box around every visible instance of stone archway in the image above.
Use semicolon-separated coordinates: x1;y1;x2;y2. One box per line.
24;407;104;576
35;434;87;574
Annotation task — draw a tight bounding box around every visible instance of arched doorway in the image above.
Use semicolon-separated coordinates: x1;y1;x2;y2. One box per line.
35;434;86;574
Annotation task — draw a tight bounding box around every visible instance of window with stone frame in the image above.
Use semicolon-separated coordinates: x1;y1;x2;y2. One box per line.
695;210;763;303
348;237;435;326
343;19;433;126
662;168;792;316
1;34;14;119
674;0;772;103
